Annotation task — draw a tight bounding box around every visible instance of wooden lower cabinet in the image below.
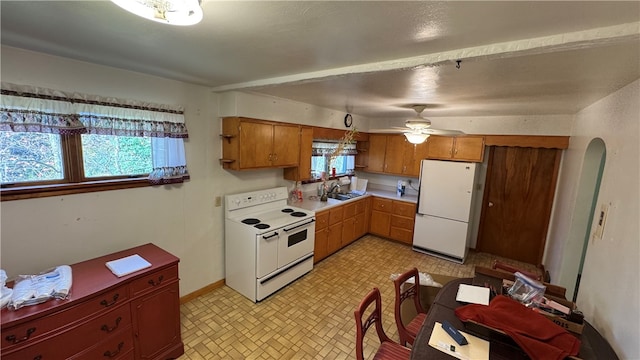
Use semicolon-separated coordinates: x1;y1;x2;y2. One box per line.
314;211;330;263
313;198;371;263
0;244;183;360
369;197;416;245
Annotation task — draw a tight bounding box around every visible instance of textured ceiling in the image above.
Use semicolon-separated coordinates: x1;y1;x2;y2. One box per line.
1;1;639;119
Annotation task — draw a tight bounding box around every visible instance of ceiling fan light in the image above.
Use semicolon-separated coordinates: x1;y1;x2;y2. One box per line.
405;132;429;144
111;0;203;26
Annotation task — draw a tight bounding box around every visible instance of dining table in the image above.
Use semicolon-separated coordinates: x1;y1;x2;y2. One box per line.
410;278;619;360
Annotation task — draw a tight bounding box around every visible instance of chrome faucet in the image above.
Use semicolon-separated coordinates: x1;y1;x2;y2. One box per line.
329;182;341;194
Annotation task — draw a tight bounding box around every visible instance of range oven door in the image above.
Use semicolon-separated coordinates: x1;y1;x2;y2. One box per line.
257;230;279;278
278;218;315;268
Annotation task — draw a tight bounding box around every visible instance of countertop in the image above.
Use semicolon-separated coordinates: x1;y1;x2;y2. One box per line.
291;189;417;213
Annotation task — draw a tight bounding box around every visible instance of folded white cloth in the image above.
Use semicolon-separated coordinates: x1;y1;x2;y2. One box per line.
8;265;72;310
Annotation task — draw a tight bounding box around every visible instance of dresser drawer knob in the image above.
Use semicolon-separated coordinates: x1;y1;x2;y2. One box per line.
103;342;124;358
100;293;120;307
100;316;122;333
5;327;36;344
148;275;164;286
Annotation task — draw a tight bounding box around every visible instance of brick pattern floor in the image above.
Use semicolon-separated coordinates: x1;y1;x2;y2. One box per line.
179;235;540;359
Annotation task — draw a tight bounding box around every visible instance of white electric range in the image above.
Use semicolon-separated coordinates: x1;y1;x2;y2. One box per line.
224;187;315;302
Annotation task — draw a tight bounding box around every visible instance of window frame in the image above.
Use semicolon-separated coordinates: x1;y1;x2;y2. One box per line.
1;133;152;201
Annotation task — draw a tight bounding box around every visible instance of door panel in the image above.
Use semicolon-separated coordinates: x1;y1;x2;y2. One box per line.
477;146;561;264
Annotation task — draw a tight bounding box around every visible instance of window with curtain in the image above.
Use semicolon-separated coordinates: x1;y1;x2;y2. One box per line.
0;82;189;199
311;141;356;179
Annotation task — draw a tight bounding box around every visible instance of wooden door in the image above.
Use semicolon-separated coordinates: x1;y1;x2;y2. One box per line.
367;134;387;172
239;121;272;168
272;124;300;167
327;223;343;255
384;135;406;174
477;146;561;264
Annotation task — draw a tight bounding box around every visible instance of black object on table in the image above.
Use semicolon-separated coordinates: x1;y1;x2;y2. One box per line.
410;278;619;360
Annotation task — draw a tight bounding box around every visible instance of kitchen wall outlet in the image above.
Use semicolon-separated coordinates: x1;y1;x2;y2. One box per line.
215;196;222;207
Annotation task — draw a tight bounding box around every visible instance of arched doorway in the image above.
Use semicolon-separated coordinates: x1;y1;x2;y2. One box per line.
559;138;606;301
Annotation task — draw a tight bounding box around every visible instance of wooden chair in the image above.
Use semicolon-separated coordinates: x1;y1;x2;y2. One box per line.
393;268;427;346
354;288;411;360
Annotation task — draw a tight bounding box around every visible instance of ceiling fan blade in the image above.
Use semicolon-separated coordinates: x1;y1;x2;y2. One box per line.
422;128;465;135
369;128;407;133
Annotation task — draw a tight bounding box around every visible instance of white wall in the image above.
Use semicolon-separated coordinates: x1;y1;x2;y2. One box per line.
3;45;638;358
545;79;639;359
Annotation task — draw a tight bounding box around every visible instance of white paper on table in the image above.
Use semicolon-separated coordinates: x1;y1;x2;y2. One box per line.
456;284;490;305
428;322;490;360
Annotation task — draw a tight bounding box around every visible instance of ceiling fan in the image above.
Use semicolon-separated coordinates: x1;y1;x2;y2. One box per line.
371;104;463;144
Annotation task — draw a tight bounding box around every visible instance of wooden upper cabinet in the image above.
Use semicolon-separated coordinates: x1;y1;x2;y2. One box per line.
427;135;485;162
221;117;300;170
363;134;426;177
283;126;313;181
367;134;387;172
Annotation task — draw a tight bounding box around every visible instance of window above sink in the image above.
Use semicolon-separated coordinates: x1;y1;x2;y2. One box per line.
311;141;357;179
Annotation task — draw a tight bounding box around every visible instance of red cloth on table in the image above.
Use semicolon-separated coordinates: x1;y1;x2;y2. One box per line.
455;295;581;360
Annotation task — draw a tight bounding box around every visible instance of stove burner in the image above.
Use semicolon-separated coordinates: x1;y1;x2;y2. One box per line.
281;208;294;213
290;212;306;217
241;218;260;225
254;223;270;229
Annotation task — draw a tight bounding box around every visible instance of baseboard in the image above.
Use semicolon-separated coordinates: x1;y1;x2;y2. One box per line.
180;279;226;304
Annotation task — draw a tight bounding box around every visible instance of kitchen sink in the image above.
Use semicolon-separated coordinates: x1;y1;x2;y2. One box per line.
331;192;364;201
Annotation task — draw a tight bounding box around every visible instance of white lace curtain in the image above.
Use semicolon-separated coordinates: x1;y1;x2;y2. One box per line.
0;82;189;184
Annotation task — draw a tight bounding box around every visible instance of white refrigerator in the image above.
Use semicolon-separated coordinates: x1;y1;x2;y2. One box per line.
412;159;479;264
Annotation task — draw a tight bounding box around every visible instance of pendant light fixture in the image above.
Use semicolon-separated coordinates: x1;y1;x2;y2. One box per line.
111;0;203;26
404;132;429;144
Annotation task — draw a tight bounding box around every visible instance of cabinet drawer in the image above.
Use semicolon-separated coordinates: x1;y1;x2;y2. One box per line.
391;215;414;230
355;199;366;214
315;211;329;230
392;201;416;217
328;207;344;225
343;202;356;219
372;198;392;213
130;266;178;297
1;285;129;352
390;227;414;244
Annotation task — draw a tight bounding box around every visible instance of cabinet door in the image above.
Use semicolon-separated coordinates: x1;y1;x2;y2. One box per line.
329;206;344;225
314;228;329;263
367;134;387;172
453;136;485;162
239;121;273;168
341;217;356;246
272;124;301;167
426;136;455;159
405;141;429;176
369;210;391;237
354;211;367;239
327;223;343;255
383;135;406;174
132;282;182;360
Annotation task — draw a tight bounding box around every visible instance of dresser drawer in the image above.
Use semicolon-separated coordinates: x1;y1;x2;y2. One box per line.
70;326;135;360
372;198;392;213
129;266;178;297
2;303;131;360
391;215;414;230
1;285;129;352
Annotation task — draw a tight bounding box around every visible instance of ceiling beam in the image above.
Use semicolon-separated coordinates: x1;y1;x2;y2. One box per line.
211;22;640;93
